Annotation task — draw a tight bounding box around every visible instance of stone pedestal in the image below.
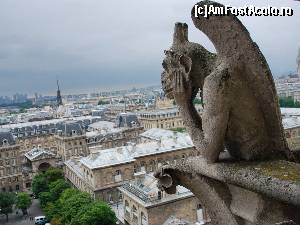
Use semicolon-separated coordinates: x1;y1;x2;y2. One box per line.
156;158;300;225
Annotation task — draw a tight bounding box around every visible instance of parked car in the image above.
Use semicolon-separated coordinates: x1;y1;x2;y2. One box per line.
34;216;49;225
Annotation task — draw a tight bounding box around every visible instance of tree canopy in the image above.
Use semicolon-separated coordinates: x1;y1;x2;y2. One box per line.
98;100;110;105
32;168;64;197
0;192;16;221
59;191;93;224
16;192;32;215
43;188;117;225
32;173;49;197
279;97;300;108
70;202;118;225
32;168;117;225
48;179;70;201
45;168;64;183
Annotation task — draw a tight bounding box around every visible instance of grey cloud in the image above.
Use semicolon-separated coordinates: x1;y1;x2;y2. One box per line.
0;0;299;95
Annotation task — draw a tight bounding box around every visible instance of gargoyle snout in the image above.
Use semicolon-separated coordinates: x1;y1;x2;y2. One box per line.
159;174;173;189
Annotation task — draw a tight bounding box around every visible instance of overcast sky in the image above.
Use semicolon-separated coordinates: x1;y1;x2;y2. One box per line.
0;0;299;96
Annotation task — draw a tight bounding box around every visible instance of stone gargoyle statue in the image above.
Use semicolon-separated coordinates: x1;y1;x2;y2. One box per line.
161;7;295;164
156;1;299;225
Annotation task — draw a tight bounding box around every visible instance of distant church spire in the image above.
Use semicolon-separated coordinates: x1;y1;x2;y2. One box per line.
56;80;63;106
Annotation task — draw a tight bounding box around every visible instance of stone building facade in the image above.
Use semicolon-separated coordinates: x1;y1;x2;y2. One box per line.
0;129;23;192
56;121;89;161
139;108;184;130
139;107;202;130
17;134;58;167
119;174;209;225
64;129;196;203
86;120;144;149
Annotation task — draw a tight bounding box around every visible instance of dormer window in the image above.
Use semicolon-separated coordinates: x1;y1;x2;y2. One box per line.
2;139;8;146
72;130;77;135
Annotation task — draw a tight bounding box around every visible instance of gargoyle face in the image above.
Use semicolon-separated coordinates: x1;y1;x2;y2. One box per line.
161;50;192;99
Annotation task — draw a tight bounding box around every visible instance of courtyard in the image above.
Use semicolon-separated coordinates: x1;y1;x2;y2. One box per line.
0;199;44;225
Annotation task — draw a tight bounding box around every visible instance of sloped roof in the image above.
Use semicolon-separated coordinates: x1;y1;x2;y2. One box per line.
140;128;177;141
80;130;193;169
25;148;56;161
116;112;140;128
163;216;192;225
0;128;16;146
57;121;83;136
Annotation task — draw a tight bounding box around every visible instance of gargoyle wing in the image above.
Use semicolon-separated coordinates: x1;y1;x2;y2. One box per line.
191;1;289;154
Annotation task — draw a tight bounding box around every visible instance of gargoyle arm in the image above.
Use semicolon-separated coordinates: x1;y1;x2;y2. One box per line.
177;65;230;163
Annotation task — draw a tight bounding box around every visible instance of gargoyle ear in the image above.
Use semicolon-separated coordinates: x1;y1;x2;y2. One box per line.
179;55;192;75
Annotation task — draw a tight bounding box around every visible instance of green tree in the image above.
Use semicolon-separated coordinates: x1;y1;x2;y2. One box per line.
170;127;186;133
70;201;117;225
98;100;109;105
16;192;32;215
39;192;53;208
0;192;16;222
60;191;93;224
45;189;79;222
59;188;80;203
32;168;64;197
48;179;70;202
45;168;64;183
32;174;49;197
44;202;61;222
279;96;300;108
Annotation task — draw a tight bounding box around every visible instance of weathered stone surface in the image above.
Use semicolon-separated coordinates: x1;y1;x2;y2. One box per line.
155;159;300;224
158;158;300;206
158;1;300;224
162;1;296;163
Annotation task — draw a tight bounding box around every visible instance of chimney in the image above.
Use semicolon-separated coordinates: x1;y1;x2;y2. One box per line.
158;138;162;149
116;147;123;154
126;142;136;153
90;148;99;159
158;191;162;200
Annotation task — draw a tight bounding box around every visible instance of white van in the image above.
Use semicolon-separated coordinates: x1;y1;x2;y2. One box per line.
34;216;46;224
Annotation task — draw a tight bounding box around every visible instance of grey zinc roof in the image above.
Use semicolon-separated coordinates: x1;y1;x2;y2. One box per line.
120;173;192;205
79;130;193;169
116;112;140;128
25;147;56;161
0;129;16;146
57;121;84;136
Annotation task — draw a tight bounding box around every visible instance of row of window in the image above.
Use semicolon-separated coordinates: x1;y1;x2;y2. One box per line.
1;184;20;192
140;112;180;118
0;166;21;176
125;200;148;225
66;169;91;192
143;120;183;129
0;159;17;167
102;152;195;185
0;150;17;158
